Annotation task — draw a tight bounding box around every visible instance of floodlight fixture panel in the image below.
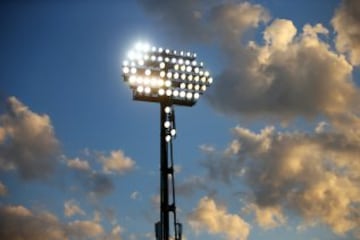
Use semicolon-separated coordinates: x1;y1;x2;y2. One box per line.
122;42;213;106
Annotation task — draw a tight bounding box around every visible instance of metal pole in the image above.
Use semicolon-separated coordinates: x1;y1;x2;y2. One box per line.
160;101;169;240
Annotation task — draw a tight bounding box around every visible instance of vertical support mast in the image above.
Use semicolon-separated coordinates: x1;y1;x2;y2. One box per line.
160;102;170;240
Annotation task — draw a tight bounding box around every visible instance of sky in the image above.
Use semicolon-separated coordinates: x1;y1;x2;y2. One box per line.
0;0;360;239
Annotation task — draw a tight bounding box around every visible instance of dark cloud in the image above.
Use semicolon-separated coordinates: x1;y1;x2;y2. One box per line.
0;97;60;180
0;204;123;240
332;0;360;65
87;173;115;197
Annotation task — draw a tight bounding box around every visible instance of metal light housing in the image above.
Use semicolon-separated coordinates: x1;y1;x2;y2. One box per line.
122;42;213;106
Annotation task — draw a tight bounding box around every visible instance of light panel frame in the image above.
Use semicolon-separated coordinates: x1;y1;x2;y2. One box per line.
122;42;213;106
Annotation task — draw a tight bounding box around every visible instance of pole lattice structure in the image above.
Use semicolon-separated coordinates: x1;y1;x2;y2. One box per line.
122;42;213;240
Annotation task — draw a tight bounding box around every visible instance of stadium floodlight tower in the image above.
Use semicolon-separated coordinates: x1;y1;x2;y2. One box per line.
122;42;213;240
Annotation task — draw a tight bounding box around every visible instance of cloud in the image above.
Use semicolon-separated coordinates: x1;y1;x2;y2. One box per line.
188;196;250;240
64;199;86;217
0;204;125;240
139;1;269;43
130;191;140;200
87;172;115;197
332;0;360;65
243;203;286;229
100;150;135;174
0;181;7;196
67;158;91;171
176;176;208;197
0;97;60;180
202;124;360;235
208;19;358;120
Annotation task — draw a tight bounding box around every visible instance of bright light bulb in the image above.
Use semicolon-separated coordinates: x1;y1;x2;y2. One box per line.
123;67;130;74
164;121;171;128
138;59;144;66
158;88;165;95
178;58;184;65
201;76;206;82
185;60;190;65
194;76;199;82
186;66;192;72
181;73;186;80
174;64;179;71
150;78;158;86
188;83;193;90
180;51;184;56
186;52;191;57
208;77;213;84
131;68;137;74
166;89;172;96
173;72;179;79
158;56;163;62
205;71;209;76
158;47;163;53
195;84;200;90
151;55;156;61
137;86;144;93
129;76;136;84
167;72;172;78
136;77;143;84
145;69;151;76
145;87;151;94
180;91;186;98
194;93;200;99
199;70;204;76
165;57;170;62
180;83;186;89
123;60;129;66
157;79;164;86
144;55;149;60
171;129;176;136
201;85;207;91
165;49;170;54
173;90;179;96
186;92;193;99
180;65;186;71
194;67;199;73
152;46;157;52
200;62;203;66
160;71;166;78
192;60;197;66
165;80;171;87
160;62;165;69
165;135;171;142
164;106;171;113
172;58;177;64
144;78;150;85
188;75;193;81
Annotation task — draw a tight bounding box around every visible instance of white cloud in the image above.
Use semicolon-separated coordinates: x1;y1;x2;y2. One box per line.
0;97;60;180
188;196;250;240
67;158;91;171
64;199;85;217
202;124;360;236
100;150;135;174
130;191;140;200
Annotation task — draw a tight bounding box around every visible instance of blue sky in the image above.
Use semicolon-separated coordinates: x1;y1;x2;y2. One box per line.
1;0;360;239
